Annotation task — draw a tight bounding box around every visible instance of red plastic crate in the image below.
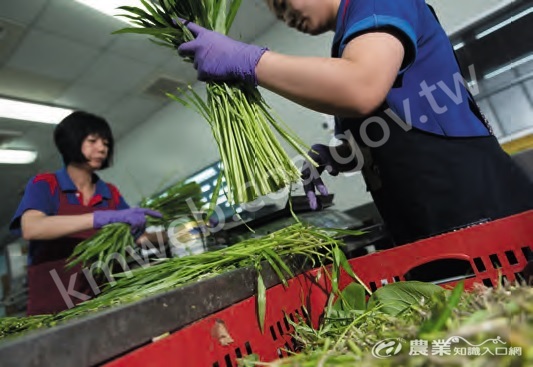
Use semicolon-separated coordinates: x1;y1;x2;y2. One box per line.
105;210;533;367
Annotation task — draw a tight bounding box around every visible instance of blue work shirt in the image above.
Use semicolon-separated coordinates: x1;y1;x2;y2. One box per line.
10;167;129;236
332;0;490;137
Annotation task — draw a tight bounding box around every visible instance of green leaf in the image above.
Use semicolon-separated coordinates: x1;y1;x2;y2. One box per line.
112;27;173;37
212;0;227;34
264;248;294;279
262;250;287;287
367;281;444;316
334;246;371;295
257;271;266;334
225;0;243;34
419;281;464;334
206;171;224;219
332;283;366;312
139;0;167;26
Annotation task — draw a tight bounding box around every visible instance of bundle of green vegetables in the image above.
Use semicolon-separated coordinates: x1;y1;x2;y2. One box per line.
113;0;315;205
67;181;204;274
242;281;532;366
139;181;205;226
1;223;361;339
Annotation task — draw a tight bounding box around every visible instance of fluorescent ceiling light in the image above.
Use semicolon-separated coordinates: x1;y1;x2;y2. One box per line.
475;7;532;40
75;0;145;24
0;149;37;164
484;54;533;80
453;42;465;51
0;98;73;124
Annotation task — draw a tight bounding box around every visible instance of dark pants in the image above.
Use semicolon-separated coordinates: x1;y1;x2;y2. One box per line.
360;122;533;245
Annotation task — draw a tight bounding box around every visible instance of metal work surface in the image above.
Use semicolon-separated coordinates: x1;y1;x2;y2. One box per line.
0;258;308;367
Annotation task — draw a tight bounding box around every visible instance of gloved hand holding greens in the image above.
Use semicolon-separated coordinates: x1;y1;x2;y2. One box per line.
113;0;316;205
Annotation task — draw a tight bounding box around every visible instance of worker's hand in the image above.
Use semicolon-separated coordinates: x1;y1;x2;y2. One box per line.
301;143;361;210
301;144;339;210
93;208;163;237
177;21;268;86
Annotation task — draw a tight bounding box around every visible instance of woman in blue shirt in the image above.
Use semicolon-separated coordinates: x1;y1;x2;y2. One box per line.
10;111;161;315
177;0;533;245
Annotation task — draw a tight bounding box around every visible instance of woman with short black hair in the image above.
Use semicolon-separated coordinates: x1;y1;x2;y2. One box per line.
10;111;161;315
54;111;115;169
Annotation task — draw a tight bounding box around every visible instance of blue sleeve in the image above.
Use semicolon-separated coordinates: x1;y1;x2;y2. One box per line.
10;177;58;235
339;0;420;73
117;195;130;210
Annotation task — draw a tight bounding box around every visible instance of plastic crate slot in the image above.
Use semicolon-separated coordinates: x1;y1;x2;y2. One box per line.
224;354;232;367
291;336;300;351
276;348;284;358
284;342;292;352
489;254;502;269
300;306;307;318
473;257;486;272
277;321;284;336
213;362;220;367
283;316;290;331
245;342;253;355
269;325;277;341
514;272;524;282
482;278;494;287
289;313;296;323
393;276;401;282
369;281;378;292
404;259;474;283
521;246;533;261
381;279;389;286
235;347;242;359
505;250;519;265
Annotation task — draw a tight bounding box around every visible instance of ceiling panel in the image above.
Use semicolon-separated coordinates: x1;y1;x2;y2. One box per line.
0;18;26;66
54;83;123;115
35;0;123;48
76;50;157;93
104;94;167;139
110;33;176;66
0;67;68;102
0;0;48;26
6;28;101;81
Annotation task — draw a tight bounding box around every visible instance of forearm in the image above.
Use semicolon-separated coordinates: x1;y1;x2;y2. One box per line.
21;213;94;241
256;52;378;116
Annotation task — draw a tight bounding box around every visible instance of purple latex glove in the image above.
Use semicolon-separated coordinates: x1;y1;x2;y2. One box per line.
177;21;268;85
93;208;162;236
301;144;341;210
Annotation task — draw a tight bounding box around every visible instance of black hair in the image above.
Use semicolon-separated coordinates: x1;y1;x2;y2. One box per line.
53;111;114;169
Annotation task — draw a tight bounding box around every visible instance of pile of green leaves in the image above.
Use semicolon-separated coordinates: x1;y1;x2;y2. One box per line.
0;223;361;340
114;0;315;205
244;281;532;366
